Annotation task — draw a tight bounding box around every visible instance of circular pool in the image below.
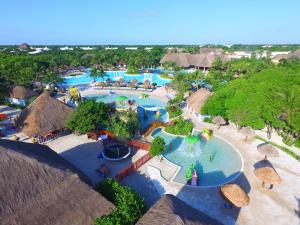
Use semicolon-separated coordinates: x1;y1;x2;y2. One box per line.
151;128;243;187
87;93;167;130
103;144;131;160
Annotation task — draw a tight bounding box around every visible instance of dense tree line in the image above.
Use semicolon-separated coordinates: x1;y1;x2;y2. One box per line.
201;60;300;146
0;47;165;102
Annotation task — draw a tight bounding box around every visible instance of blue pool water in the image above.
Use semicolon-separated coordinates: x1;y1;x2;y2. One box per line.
63;69;171;87
86;93;167;129
151;128;243;187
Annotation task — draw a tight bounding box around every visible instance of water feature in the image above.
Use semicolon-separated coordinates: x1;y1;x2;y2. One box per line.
151;128;243;187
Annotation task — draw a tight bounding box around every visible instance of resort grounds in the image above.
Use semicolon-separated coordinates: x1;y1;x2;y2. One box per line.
1;85;299;225
24;86;299;225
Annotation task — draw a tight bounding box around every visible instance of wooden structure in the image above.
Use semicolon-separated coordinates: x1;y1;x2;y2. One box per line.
115;152;151;181
142;120;167;137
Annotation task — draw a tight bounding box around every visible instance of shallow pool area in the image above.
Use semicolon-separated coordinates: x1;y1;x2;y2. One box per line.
151;128;243;187
63;69;171;87
87;93;167;129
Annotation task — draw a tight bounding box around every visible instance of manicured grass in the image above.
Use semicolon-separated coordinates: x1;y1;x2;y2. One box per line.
256;136;300;162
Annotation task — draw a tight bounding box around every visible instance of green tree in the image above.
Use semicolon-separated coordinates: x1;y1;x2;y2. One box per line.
94;178;147;225
150;136;165;157
67;99;112;134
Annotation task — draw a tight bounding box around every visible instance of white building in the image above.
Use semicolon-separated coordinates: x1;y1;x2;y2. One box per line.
105;47;118;50
80;47;94;50
125;47;138;50
60;46;74;51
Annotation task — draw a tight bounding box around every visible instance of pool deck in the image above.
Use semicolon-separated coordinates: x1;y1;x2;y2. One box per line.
122;106;300;225
46;134;148;185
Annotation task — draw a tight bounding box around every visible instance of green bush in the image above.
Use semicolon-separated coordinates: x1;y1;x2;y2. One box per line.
165;117;193;136
94;178;147;225
294;139;300;148
150;136;165;157
203;117;212;123
166;105;182;119
67;99;112;134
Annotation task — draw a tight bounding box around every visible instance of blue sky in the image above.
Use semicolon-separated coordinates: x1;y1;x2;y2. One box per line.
0;0;299;45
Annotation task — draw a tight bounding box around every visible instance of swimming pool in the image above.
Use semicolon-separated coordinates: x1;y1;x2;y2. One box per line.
87;93;167;130
151;128;243;187
63;69;171;87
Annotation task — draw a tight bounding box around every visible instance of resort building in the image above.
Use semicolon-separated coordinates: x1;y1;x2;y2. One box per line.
125;47;138;50
28;47;51;55
160;49;227;71
136;194;222;225
0;139;114;225
60;46;74;51
187;88;212;120
272;49;300;63
105;47;118;50
16;91;73;137
9;85;38;106
80;46;94;50
19;43;30;50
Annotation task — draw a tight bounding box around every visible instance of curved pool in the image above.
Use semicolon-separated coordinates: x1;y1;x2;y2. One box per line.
87;93;167;130
151;128;243;187
63;69;171;87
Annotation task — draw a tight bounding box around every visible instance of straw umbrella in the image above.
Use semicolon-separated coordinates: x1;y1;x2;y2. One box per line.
212;116;226;129
254;165;282;189
220;184;250;208
240;126;255;142
257;143;279;161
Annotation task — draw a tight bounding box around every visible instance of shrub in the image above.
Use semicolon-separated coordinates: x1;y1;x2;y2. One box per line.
67;99;112;134
165;117;193;135
166;105;182;119
294;139;300;148
94;178;147;225
203;117;212;123
150;136;165;157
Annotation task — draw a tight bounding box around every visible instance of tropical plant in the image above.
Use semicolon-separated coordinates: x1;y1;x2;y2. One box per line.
164;117;194;136
94;178;147;225
67;99;112;134
150;136;165;157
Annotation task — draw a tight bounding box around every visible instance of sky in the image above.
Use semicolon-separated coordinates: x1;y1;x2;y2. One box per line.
0;0;300;45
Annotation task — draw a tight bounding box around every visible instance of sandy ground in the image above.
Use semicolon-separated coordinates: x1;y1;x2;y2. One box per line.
47;134;148;185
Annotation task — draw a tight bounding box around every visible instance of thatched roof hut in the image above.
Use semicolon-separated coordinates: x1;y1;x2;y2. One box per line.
272;49;300;63
0;139;114;225
9;85;37;100
160;51;227;69
19;43;30;50
16;91;73;137
136;194;222;225
187;89;212;114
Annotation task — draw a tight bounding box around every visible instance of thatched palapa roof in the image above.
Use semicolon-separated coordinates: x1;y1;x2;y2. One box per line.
137;194;222;225
0;139;114;225
187;89;212;114
272;49;300;62
9;85;38;99
16;91;73;136
160;50;227;68
220;184;250;207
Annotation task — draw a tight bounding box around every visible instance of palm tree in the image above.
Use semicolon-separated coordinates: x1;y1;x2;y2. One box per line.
278;86;300;144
